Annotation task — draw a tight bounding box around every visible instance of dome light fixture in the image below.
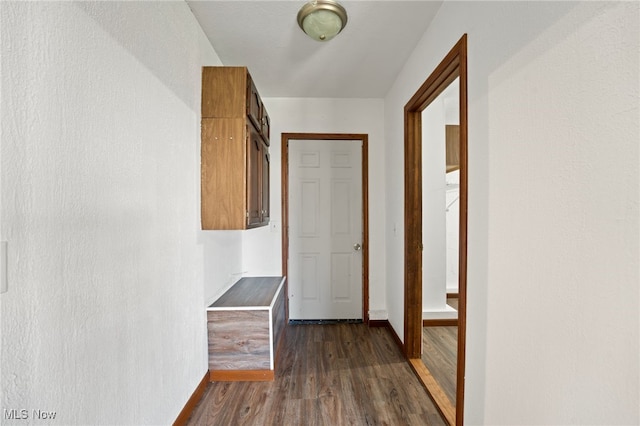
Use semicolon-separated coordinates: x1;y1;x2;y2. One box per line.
297;0;348;42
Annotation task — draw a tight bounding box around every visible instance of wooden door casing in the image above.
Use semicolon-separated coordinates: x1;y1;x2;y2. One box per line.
404;34;468;426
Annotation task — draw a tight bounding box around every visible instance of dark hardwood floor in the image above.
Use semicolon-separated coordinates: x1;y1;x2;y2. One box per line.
421;326;457;405
187;323;445;425
420;296;459;405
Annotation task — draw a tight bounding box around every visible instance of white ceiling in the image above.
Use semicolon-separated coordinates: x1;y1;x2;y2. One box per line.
187;1;443;98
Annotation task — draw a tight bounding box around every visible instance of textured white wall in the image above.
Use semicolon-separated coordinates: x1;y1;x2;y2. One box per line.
243;97;388;318
445;170;460;293
422;97;448;312
384;1;639;424
0;2;237;424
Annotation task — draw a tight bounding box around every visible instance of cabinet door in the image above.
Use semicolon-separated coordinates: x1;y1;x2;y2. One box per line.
261;141;270;225
247;78;262;133
201;118;246;230
202;67;246;118
247;124;262;228
261;110;270;145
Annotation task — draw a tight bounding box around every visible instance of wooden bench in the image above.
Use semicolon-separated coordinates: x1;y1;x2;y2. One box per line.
207;276;286;381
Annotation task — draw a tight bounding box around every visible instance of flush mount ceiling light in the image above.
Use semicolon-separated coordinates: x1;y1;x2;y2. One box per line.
297;0;348;42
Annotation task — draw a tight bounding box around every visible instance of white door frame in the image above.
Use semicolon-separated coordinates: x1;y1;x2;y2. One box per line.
281;133;369;323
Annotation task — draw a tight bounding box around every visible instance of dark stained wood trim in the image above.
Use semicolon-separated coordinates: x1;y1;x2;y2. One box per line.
405;48;461;114
173;370;209;426
209;369;274;382
404;105;423;359
409;359;455;426
404;34;468;426
423;319;458;327
456;34;469;426
362;136;370;323
368;319;389;328
280;135;290;322
380;319;405;355
447;293;459;299
281;133;370;323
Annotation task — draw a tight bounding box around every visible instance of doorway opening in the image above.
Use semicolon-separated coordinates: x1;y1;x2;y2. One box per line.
281;133;369;323
404;35;468;425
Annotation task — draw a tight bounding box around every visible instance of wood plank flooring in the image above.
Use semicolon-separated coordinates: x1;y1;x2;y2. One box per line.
187;323;445;425
421;326;457;405
420;297;459;405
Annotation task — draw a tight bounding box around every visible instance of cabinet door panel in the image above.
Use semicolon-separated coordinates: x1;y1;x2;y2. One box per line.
247;78;262;133
201;118;246;230
247;124;262;228
261;110;270;145
261;142;270;225
202;67;246;118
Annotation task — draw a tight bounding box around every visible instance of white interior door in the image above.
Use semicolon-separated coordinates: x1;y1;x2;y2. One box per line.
288;139;363;320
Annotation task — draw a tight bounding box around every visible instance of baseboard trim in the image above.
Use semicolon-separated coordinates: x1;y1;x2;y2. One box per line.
368;319;388;328
209;369;274;382
423;319;458;327
173;370;209;426
378;320;405;355
447;293;459;298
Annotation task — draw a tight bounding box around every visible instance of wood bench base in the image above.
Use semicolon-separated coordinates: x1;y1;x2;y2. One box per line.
209;369;274;382
207;276;286;382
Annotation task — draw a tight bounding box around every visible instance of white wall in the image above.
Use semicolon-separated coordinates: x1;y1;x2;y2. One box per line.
3;1;638;424
444;80;460;294
243;97;388;319
0;2;239;424
422;97;448;313
385;1;639;424
445;170;459;293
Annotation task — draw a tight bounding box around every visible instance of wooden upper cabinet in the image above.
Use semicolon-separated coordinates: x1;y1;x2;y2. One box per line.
202;67;270;144
446;124;460;173
201;66;270;230
202;67;246;118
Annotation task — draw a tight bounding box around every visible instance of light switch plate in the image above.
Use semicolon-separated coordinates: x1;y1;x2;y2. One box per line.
1;241;7;294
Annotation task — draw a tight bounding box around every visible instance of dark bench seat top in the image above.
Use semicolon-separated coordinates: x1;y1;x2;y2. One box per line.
208;276;285;309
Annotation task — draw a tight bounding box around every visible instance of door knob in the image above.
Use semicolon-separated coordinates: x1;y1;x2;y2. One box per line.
353;243;362;251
